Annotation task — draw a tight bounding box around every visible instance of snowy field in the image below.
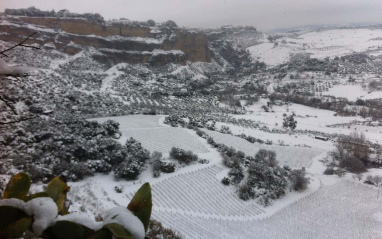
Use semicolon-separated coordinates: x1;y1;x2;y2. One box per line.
120;128;209;154
153;180;382;239
248;29;382;66
247;42;294;66
202;129;322;168
91;115;208;154
323;84;382;101
90;115;163;129
324;85;368;101
241;100;382;143
65;114;382;239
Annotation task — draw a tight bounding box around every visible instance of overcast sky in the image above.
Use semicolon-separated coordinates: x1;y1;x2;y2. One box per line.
1;0;382;31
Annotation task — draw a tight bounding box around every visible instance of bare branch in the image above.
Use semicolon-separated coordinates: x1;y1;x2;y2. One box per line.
19;44;41;50
0;32;40;57
0;95;18;115
0;116;36;125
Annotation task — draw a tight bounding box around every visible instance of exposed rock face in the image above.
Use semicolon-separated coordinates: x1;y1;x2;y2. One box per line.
0;16;211;66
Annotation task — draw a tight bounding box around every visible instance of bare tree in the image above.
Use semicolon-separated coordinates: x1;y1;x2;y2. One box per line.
0;32;40;124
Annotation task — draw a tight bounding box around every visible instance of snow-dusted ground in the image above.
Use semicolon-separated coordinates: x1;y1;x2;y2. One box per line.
63;113;382;238
153;179;382;239
201;128;322;168
322;84;382;101
247;42;293;66
242;99;382;143
248;28;382;66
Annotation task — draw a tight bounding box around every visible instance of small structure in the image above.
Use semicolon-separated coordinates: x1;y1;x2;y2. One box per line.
315;135;329;141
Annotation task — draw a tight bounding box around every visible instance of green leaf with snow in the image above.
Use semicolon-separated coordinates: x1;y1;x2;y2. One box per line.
90;228;112;239
104;223;133;239
0;206;30;238
44;220;91;239
5;216;33;238
25;192;50;202
127;182;152;232
4;172;31;200
0;206;29;228
46;176;70;214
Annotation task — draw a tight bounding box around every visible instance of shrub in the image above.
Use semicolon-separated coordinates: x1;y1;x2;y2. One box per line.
221;177;230;186
238;185;254;200
198;159;209;164
146;219;183;239
114;185;123;193
161;162;176;173
323;167;334;175
169;147;198;165
255;149;278;167
207;137;218;147
220;126;232;134
289;169;309;191
228;166;244;185
152;159;162;178
151;151;163;178
114;159;142;180
165;20;178;28
365;175;382;186
339;156;366;174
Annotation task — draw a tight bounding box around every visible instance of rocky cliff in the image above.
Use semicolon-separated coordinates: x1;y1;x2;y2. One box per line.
0;16;211;66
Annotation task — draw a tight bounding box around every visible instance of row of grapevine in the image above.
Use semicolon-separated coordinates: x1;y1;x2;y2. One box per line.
121;127;209;154
152;180;382;239
202;129;322;168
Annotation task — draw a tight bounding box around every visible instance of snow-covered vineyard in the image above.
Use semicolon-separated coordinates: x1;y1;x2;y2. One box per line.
66;114;382;239
2;6;382;239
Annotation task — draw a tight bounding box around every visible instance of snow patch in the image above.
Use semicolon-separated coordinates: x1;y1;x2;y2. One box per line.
103;206;145;239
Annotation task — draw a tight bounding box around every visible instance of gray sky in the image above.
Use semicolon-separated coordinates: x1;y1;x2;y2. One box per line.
1;0;382;31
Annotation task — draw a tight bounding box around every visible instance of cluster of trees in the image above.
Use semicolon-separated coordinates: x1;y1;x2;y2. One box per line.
329;131;370;174
193;128;309;206
220;145;309;206
274;54;338;73
0;116;150;182
5;7;104;23
151;151;176;178
269;93;347;112
282;113;297;130
169;147;199;165
339;53;370;64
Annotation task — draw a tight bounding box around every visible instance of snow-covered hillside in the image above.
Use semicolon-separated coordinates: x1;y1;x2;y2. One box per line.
248;29;382;66
66;114;382;239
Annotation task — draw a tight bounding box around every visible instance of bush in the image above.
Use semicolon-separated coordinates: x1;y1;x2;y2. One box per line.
220;126;232;134
238;185;254;200
289;169;309;191
323;167;334;175
207;137;218;147
255;149;278;167
365;175;382;186
161;162;176;173
114;159;142;180
339;156;366;174
228;166;244;185
165;20;178;28
151;151;163;178
114;185;123;193
221;177;230;186
169;147;198;165
146;219;183;239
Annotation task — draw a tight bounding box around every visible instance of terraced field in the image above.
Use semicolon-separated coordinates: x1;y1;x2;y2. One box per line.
202;129;322;168
152;180;382;239
121;127;209;154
